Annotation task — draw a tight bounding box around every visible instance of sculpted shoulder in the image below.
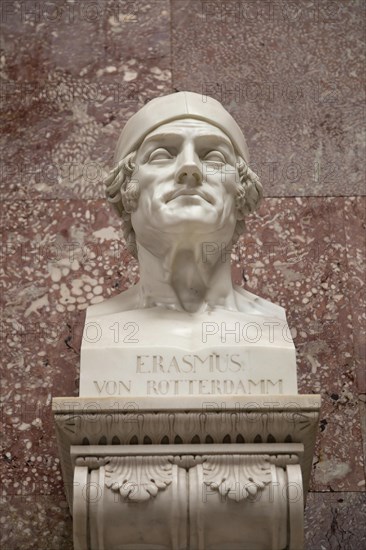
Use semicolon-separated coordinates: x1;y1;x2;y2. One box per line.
86;285;140;318
86;283;287;321
233;285;287;321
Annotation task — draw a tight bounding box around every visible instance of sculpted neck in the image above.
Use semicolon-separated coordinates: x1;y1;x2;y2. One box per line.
136;238;237;313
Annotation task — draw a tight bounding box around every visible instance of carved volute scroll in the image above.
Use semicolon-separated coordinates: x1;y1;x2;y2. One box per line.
104;455;174;501
201;454;272;502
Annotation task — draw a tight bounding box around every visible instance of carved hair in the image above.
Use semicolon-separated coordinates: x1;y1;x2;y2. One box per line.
104;151;263;258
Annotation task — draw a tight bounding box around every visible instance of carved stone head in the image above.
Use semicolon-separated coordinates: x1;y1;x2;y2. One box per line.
104;91;262;257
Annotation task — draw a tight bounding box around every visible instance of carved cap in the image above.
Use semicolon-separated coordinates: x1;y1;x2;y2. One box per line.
114;91;249;164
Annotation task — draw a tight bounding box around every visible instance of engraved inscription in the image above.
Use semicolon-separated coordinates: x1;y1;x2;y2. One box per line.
146;379;283;395
94;380;132;395
136;353;243;374
93;378;283;396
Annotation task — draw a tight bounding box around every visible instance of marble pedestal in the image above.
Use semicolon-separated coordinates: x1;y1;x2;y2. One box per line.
53;395;320;550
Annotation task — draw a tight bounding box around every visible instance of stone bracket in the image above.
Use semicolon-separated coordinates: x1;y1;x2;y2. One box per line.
53;395;320;549
71;445;304;550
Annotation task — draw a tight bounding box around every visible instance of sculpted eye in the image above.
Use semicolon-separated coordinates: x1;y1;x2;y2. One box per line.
148;148;173;162
203;151;226;163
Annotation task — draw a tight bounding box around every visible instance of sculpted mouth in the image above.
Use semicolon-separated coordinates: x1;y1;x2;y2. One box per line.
166;189;213;204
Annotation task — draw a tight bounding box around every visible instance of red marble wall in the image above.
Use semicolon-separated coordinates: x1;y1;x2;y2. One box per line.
1;1;365;548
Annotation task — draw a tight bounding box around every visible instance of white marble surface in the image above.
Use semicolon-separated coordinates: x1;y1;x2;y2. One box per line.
80;305;297;396
53;395;321;550
68;92;311;549
80;92;297;397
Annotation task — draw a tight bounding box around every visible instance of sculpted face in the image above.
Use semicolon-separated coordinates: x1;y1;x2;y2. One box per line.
130;119;239;246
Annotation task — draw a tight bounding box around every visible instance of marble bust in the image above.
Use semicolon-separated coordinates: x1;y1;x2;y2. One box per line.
80;92;297;397
96;91;282;319
55;94;319;550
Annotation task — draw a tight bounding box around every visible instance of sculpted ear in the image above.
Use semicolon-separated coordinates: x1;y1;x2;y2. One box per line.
235;156;263;220
104;151;138;216
104;159;126;217
104;151;139;258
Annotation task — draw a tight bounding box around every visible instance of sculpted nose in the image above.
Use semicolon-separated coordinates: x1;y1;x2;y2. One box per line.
176;146;202;185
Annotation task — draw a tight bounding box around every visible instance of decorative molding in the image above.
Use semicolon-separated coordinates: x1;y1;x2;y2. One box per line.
268;454;299;467
104;456;173;501
53;396;320;510
52;395;319;549
170;455;205;469
55;410;318;446
201;454;272;502
69;451;305;548
75;456;108;469
72;453;297;505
